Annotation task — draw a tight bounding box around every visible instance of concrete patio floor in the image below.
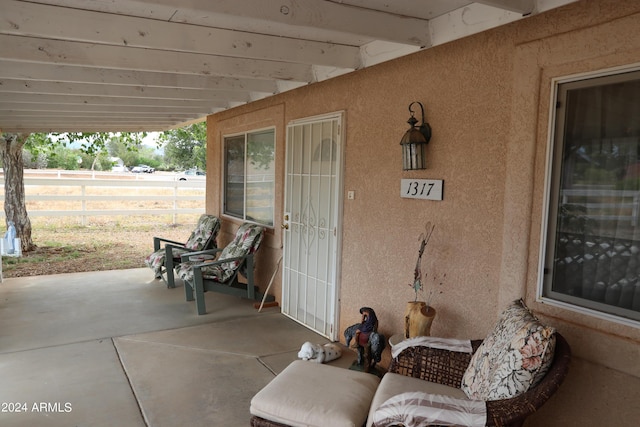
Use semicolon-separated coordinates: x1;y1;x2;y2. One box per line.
0;268;356;426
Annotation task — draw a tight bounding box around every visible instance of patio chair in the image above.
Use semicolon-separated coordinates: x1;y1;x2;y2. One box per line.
144;214;221;288
250;299;571;427
176;223;275;315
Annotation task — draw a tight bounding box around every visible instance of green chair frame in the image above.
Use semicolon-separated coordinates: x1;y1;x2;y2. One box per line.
180;250;273;314
179;224;275;315
146;214;220;288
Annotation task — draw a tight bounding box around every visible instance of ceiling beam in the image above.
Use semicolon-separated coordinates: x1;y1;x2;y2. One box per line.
1;92;226;109
0;102;212;114
0;60;278;93
1;117;180;124
92;0;432;46
0;79;252;102
0;124;182;132
0;0;579;134
0;35;315;82
0;110;198;119
428;3;524;47
1;0;361;69
474;0;535;14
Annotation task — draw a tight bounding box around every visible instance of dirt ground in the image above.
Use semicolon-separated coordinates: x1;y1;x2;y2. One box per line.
3;217;197;278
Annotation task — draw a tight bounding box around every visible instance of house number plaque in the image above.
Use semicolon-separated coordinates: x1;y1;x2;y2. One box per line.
401;179;444;201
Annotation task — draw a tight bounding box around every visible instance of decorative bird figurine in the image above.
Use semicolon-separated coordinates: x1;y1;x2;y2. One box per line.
344;307;386;373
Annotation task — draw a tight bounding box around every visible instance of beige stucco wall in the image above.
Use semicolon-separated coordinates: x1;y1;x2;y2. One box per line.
206;0;640;424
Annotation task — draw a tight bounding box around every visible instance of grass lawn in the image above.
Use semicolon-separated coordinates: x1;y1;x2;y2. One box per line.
3;215;200;278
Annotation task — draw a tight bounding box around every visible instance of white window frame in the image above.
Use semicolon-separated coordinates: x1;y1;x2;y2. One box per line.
538;63;640;329
222;127;276;228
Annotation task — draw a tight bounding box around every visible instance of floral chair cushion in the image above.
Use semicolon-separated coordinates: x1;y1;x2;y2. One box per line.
184;214;221;250
145;246;188;276
144;214;220;276
461;299;556;401
176;223;265;283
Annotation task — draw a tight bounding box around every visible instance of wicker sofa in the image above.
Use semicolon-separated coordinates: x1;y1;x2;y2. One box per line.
250;300;571;427
377;333;570;426
250;334;570;427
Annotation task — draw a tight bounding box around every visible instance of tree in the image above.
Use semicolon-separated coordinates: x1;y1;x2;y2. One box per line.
1;131;145;253
107;135;142;167
1;133;35;252
159;122;206;170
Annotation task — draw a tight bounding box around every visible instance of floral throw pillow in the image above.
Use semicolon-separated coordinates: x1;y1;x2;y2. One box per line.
461;299;556;401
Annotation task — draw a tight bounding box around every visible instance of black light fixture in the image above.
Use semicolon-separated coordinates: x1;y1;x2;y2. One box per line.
400;101;432;170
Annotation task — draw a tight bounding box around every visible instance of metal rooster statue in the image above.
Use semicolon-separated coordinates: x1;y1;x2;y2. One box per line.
344;307;386;373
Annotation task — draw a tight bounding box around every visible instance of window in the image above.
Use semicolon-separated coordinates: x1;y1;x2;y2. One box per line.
543;68;640;324
223;128;275;227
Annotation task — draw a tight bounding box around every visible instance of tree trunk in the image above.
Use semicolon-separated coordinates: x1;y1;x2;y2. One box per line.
1;133;35;253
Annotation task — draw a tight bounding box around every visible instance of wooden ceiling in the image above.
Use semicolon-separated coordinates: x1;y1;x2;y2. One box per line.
0;0;578;133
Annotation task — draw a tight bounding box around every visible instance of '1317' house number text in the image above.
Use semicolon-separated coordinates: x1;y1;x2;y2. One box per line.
400;179;444;201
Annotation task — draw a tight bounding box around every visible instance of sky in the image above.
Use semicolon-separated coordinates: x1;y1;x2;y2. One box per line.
142;132;160;148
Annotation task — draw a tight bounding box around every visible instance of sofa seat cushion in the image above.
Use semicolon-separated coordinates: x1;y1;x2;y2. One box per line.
461;299;556;401
251;360;380;427
367;373;469;427
372;391;488;427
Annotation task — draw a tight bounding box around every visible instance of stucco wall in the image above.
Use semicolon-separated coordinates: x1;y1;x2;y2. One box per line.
206;1;640;424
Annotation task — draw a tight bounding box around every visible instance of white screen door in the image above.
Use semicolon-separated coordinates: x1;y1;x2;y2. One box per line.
282;113;343;340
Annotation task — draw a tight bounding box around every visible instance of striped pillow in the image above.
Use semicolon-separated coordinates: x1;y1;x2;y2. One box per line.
372;392;486;427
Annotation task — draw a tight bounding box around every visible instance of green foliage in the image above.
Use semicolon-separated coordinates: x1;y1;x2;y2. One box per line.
576;166;616;185
136;152;163;169
247;138;275;170
25;131;144;154
22;132;149;170
159;122;206;170
616;177;640;190
57;132;147;155
558;204;596;234
106;136;142;167
46;147;83;170
17;128;197;171
23;133;61;166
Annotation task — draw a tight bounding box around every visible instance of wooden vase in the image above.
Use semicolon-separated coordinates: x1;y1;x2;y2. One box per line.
404;301;436;338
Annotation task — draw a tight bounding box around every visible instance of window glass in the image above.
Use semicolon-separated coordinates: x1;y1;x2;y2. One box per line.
544;70;640;323
224;135;245;219
223;129;275;227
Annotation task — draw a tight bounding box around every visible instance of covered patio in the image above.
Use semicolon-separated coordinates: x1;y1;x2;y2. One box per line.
0;268;353;426
3;2;640;425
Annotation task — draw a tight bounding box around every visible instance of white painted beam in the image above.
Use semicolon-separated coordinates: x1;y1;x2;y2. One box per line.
428;3;523;47
0;117;180;124
0;124;184;132
0;102;211;114
130;0;431;46
1;117;180;125
0;116;200;129
0;35;315;82
360;41;421;67
0;79;252;102
1;92;226;109
474;0;534;14
1;0;361;69
1;110;198;120
0;60;278;93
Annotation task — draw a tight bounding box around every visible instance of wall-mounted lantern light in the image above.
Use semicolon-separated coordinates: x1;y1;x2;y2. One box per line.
400;102;432;170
